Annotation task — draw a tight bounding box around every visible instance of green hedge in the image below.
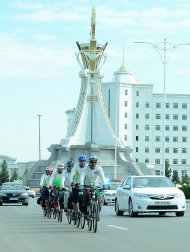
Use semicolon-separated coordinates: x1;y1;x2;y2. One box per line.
180;185;190;199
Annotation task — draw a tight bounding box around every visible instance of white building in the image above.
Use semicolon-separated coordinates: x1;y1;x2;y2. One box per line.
102;64;190;178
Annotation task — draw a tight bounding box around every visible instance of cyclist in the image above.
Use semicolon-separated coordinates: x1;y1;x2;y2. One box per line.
70;155;88;212
39;167;52;207
49;163;65;212
63;160;75;212
80;155;107;216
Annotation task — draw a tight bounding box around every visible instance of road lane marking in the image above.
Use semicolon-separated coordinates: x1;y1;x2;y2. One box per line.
107;225;129;230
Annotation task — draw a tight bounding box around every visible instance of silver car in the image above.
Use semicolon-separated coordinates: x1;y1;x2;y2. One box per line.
115;175;186;217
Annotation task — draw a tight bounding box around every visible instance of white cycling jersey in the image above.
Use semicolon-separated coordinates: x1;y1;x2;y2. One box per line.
40;173;51;187
70;163;88;184
49;170;65;189
80;165;106;187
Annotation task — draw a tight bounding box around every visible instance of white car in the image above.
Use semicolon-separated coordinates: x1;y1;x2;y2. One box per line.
102;182;122;205
24;186;36;198
115;175;186;217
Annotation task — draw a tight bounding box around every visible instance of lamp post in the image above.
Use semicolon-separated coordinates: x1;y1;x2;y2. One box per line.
134;39;190;176
37;114;42;161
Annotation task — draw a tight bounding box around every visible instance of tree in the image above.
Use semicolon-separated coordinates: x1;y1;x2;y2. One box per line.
0;160;9;185
165;161;172;178
172;170;180;184
181;174;190;185
10;169;19;182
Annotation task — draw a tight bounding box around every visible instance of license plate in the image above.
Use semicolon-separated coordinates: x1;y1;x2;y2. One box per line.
155;201;170;205
9;197;18;200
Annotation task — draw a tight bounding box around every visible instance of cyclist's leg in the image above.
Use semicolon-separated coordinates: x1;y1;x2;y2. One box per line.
64;190;69;211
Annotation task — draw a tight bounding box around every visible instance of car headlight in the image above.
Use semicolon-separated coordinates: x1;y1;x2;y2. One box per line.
21;193;28;197
174;193;185;199
134;193;149;199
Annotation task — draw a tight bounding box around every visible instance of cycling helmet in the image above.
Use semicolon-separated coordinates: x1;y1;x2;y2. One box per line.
57;163;64;169
89;155;98;162
45;167;51;171
67;160;75;167
78;155;87;161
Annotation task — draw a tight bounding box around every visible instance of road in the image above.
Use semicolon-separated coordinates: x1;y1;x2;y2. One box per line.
0;198;189;252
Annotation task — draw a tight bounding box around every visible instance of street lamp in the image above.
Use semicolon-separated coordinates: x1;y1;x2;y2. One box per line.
134;39;190;176
37;115;42;161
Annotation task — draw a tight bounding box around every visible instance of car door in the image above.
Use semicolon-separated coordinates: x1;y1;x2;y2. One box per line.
118;177;132;210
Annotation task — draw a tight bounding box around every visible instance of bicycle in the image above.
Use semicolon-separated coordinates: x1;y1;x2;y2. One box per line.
81;186;102;233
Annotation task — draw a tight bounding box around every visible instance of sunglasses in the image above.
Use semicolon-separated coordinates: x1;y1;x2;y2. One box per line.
90;161;97;164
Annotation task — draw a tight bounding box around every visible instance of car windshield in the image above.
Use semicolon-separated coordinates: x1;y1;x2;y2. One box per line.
133;177;175;188
2;184;25;190
108;183;121;190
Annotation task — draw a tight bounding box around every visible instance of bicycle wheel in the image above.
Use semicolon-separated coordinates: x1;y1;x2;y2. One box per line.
80;213;85;229
67;210;72;224
88;205;92;231
76;213;80;227
92;202;98;233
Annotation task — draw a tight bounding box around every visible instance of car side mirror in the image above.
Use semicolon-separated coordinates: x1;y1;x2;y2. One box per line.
123;185;131;190
26;188;29;191
176;184;182;188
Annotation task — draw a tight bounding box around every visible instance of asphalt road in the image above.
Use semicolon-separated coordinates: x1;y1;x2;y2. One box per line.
0;198;189;252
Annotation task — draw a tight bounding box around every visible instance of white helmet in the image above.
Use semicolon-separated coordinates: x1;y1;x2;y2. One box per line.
45;167;51;171
57;163;64;169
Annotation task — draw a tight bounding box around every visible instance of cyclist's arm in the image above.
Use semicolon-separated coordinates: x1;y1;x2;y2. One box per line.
70;166;76;184
40;174;45;187
79;167;87;186
98;167;106;186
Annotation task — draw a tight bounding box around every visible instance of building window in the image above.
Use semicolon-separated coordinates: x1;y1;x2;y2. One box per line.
155;170;161;175
136;147;138;152
165;114;170;119
182;126;187;131
125;101;128;107
145;114;149;119
145;158;149;163
155;114;161;119
166;103;170;108
165;136;169;142
136;158;138;162
173;103;178;109
165;148;169;153
155;125;161;130
182;148;187;153
155;159;160;164
145;147;149;153
173;148;178;153
182;103;187;109
145;102;149;108
136;102;139;107
136;91;139;96
182;115;187;120
173;114;178;120
125;90;128;95
136;125;139;130
124;124;127;129
182;137;187;142
173;159;178;164
165;125;169;131
155;136;160;142
173;126;178;131
156;103;161;108
124;135;127;141
173;137;178;142
181;160;187;165
145;136;149;142
155;148;160;153
145;125;149;130
136;136;139;141
124;112;128;118
136;113;139;119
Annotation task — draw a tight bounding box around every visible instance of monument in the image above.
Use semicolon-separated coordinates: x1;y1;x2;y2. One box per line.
25;8;151;188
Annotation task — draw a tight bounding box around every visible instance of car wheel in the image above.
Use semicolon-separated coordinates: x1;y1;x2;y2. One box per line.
103;199;108;206
0;203;2;206
128;200;138;217
115;199;124;216
159;212;166;216
176;211;185;217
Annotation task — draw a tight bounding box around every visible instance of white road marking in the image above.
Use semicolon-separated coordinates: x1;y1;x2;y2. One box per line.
107;225;129;230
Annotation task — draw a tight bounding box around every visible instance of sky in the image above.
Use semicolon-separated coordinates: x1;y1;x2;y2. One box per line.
0;0;190;162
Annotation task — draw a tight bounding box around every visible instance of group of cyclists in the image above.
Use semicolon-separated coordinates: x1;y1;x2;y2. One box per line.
39;155;107;216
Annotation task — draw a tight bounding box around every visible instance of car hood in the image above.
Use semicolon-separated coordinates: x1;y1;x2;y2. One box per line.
133;187;182;194
104;190;115;193
0;190;27;194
